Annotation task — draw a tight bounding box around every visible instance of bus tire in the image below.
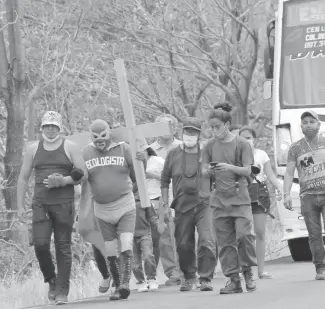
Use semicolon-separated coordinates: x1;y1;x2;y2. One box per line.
288;238;312;262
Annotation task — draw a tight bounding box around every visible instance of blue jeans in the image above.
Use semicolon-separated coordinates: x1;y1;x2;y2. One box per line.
32;201;74;296
301;194;325;271
133;235;157;282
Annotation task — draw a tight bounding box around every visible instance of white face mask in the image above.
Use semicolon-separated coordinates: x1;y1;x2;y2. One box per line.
183;134;198;148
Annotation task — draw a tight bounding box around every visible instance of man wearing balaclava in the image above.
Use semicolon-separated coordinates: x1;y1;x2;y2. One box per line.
17;111;87;305
79;119;137;301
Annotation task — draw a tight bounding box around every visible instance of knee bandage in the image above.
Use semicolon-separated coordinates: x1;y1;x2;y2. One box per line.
119;232;134;253
104;239;118;257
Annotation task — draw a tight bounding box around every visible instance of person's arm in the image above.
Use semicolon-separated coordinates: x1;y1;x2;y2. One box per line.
66;142;88;185
283;145;297;210
201;142;214;177
264;161;282;191
160;151;173;205
124;143;137;183
17;143;36;216
283;161;296;195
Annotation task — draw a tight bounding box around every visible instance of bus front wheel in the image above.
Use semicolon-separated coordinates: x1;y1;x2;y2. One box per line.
288;238;312;262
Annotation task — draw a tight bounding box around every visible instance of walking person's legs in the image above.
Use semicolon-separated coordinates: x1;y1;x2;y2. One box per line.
235;208;257;292
159;220;182;285
301;195;325;280
195;204;217;291
252;212;271;278
140;235;159;291
92;244;111;293
132;237;147;292
116;208;136;299
174;210;196;292
51;201;75;304
212;210;242;294
32;204;56;303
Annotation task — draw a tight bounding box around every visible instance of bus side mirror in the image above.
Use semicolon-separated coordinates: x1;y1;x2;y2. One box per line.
264;19;275;79
263;80;272;100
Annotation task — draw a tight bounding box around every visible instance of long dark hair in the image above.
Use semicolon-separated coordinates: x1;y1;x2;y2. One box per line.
146;147;157;157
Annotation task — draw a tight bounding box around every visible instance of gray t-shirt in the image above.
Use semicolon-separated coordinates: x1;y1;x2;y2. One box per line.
202;136;254;208
287;132;325;197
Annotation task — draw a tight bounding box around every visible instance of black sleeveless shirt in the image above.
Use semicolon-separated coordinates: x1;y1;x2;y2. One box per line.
32;139;74;204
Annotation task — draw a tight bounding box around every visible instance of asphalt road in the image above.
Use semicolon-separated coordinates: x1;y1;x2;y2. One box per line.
26;257;324;309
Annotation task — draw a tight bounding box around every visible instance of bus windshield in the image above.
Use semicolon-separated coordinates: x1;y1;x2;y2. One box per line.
280;0;325;108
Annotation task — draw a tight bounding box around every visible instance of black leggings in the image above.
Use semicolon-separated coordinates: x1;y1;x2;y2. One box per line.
92;245;110;280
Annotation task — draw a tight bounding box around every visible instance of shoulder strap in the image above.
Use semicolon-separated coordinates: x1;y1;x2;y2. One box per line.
182;145;200;177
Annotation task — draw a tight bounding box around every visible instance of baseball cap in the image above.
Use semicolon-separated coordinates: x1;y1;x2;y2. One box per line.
301;110;319;121
183;117;202;131
41;111;63;130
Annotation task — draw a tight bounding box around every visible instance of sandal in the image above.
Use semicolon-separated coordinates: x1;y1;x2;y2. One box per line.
259;272;273;279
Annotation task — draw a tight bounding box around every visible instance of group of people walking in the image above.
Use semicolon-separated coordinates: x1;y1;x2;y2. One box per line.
16;103;325;305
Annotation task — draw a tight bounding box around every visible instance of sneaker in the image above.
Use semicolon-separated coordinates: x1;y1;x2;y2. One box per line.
138;282;149;292
200;280;213;291
243;270;256;292
55;295;68;305
165;277;181;286
48;277;56;302
99;277;111;293
148;279;159;291
179;279;194;292
109;288;120;301
315;269;325;280
220;277;243;294
258;272;273;279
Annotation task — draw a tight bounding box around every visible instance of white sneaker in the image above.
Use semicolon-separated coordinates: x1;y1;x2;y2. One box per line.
148;279;159;291
138;282;149;292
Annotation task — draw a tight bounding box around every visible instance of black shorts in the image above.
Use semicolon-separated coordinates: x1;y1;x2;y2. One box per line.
251;202;266;215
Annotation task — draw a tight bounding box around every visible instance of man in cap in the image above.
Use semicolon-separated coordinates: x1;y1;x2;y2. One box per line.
284;110;325;280
160;117;217;292
17;111;87;305
149;114;182;285
79;119;139;300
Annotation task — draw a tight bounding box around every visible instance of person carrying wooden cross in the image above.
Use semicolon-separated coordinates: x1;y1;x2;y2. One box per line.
79;119;145;301
160;117;217;292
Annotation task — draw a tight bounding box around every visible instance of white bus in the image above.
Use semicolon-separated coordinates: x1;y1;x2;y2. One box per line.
264;0;325;261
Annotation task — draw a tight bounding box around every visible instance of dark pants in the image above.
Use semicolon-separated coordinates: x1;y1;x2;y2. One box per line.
174;203;217;281
92;245;110;280
32;201;74;296
212;205;257;277
301;194;325;271
133;235;157;282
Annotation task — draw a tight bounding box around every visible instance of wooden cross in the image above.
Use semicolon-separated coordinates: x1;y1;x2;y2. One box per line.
66;59;172;208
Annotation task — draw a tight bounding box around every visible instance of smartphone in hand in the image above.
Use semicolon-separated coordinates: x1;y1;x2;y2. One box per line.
209;161;219;168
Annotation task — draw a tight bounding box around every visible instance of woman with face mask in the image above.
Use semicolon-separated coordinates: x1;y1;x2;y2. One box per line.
201;102;258;295
160;117;217;293
239;126;282;280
